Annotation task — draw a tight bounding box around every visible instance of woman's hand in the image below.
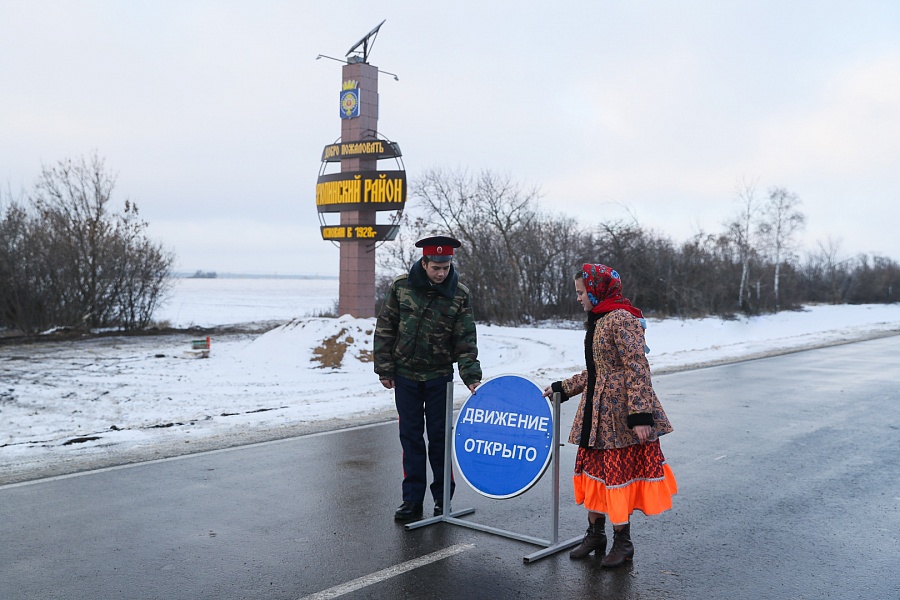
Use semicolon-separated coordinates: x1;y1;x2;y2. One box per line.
634;425;651;444
543;382;563;398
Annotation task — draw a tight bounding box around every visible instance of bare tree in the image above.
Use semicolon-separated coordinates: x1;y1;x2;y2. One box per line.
414;167;541;256
759;187;805;311
815;236;850;304
726;178;762;312
31;153;122;327
410;168;545;322
1;153;174;332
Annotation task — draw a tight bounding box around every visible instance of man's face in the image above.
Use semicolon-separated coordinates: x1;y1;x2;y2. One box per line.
423;260;451;284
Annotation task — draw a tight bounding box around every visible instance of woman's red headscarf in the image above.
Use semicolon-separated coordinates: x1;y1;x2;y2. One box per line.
581;263;643;318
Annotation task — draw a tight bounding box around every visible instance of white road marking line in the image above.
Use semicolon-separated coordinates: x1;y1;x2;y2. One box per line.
299;543;475;600
714;455;727;460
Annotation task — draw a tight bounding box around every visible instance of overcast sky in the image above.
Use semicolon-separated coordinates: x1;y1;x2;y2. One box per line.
2;1;899;275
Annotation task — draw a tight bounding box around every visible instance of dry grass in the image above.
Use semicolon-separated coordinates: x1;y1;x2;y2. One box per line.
312;328;349;368
311;327;374;368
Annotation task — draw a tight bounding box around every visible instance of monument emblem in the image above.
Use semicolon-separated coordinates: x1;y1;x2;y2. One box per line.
339;80;360;119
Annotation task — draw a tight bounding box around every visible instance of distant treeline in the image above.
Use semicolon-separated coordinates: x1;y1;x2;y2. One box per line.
0;154;174;333
377;169;900;324
5;159;897;332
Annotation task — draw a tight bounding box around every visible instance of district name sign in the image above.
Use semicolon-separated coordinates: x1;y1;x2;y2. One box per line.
315;170;406;212
453;375;554;499
315;168;406;243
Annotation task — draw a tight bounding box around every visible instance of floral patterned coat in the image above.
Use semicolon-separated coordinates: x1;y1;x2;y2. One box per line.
560;309;673;449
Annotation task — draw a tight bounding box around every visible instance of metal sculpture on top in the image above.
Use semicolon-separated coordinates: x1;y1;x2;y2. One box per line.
346;19;385;64
316;19;398;80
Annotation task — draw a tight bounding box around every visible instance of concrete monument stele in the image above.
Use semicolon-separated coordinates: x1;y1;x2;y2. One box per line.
315;20;405;318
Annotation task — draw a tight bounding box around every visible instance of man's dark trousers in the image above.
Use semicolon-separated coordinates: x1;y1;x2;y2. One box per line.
394;374;456;503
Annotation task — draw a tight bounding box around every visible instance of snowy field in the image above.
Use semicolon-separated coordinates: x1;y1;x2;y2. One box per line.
2;276;900;485
156;276;339;328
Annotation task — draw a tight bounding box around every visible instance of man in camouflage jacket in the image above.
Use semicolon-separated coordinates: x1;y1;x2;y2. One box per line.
374;236;481;521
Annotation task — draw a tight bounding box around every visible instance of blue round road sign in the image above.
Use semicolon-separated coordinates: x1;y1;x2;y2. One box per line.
453;375;554;499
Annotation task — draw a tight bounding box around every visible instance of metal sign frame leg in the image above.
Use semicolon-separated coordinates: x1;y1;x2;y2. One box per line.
405;385;582;563
522;392;582;562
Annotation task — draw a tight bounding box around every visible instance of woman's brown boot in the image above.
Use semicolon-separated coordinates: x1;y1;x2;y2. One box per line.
569;517;607;559
600;523;634;568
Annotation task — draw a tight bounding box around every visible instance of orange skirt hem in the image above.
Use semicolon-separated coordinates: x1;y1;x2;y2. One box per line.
573;462;678;526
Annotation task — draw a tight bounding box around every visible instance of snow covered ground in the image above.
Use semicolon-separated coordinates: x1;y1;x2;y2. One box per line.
156;276;340;327
2;276;899;485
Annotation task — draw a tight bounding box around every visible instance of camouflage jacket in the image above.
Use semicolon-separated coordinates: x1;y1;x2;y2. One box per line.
373;261;482;385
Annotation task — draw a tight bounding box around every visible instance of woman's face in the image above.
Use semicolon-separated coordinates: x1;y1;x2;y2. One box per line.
574;277;593;312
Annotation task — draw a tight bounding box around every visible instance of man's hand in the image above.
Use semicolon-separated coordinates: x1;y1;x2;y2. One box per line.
467;381;480;395
380;378;395;390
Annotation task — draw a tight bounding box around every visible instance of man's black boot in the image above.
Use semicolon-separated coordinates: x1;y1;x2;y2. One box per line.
394;501;423;521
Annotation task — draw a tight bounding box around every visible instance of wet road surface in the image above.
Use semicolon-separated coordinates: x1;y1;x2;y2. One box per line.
2;336;899;599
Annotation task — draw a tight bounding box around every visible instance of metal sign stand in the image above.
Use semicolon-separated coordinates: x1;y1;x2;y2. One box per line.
405;383;582;563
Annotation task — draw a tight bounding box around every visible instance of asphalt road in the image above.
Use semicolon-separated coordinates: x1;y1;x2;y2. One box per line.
2;336;899;600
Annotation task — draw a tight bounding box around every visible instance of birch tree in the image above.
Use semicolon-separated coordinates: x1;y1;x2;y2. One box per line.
726;179;762;311
759;187;805;311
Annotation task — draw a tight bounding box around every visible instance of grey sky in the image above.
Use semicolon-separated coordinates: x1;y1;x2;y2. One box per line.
2;1;898;275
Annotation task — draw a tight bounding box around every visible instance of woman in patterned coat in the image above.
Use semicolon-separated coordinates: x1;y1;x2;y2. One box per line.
544;263;677;568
